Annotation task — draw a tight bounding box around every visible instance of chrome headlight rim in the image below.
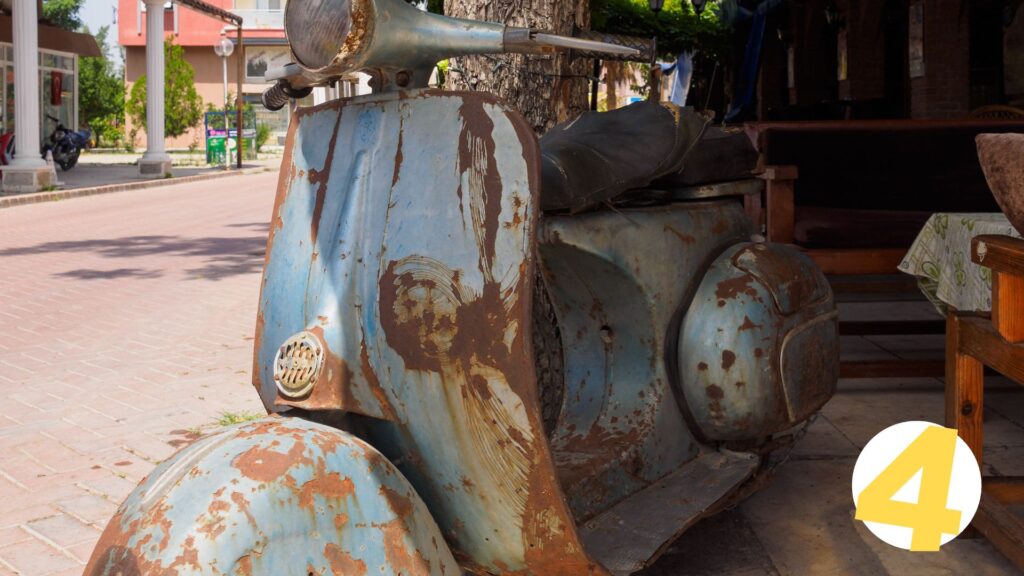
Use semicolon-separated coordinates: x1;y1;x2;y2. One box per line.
285;0;373;74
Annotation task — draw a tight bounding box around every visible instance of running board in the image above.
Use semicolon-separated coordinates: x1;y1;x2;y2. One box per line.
578;449;760;575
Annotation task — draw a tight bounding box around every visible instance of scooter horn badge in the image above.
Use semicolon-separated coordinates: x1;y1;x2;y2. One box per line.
273;331;324;399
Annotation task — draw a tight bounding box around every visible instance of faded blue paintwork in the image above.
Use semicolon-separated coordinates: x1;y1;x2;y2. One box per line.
679;243;839;441
253;90;600;574
85;417;458;575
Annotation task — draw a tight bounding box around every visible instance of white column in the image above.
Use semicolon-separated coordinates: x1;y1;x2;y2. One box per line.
11;0;44;168
139;0;172;177
3;0;54;193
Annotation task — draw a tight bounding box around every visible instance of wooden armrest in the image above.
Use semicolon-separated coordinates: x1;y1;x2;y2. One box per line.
758;164;799;181
759;165;798;243
973;235;1024;274
973;235;1024;342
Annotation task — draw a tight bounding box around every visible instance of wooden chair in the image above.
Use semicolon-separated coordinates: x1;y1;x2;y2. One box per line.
947;234;1024;571
748;120;1024;378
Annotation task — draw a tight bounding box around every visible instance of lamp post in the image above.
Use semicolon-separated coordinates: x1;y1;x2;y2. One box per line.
647;0;665;101
213;36;235;168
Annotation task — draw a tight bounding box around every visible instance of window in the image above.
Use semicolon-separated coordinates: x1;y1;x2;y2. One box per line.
234;0;283;10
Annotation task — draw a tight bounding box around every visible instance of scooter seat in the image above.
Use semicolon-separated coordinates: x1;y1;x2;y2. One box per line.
539;101;709;212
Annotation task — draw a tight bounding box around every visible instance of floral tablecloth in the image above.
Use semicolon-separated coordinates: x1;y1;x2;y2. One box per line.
899;213;1021;313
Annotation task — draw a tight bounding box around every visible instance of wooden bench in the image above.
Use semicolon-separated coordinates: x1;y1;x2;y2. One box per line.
747;119;1024;275
746;119;1024;377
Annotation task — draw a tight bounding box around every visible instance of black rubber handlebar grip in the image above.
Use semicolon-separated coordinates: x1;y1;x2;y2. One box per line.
262;82;291;111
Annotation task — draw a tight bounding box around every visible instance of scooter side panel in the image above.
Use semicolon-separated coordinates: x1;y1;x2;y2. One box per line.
537;201;751;519
254;91;600;575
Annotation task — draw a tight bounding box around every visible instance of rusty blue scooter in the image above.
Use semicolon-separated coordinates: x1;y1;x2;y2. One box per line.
86;0;839;573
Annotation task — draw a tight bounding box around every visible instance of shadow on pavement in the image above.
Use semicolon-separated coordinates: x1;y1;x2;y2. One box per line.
0;233;268;281
56;268;165;280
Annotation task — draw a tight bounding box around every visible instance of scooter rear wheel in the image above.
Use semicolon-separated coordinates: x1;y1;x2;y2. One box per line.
532;274;565;437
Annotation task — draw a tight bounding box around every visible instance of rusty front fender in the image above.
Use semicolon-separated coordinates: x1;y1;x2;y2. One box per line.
85;416;458;576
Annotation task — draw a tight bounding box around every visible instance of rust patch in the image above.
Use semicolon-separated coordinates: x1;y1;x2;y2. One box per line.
309;109;345;245
380;485;414;519
236;554;252;576
697;361;708;371
458;98;503;273
715;274;760;302
738;316;762;332
721;350;736;370
297;472;355;509
231;439;306;483
392;115;404;187
360;340;397;420
664;225;696;244
325;543;367;576
705;383;726;421
381;519;432;575
378;257;461;373
468;374;493;402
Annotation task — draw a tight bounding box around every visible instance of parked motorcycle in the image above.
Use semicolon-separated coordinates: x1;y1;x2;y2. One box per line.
42;114;90;171
85;0;839;574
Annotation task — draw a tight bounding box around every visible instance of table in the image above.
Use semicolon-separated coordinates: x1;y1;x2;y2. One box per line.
899;213;1020;313
936;231;1024;571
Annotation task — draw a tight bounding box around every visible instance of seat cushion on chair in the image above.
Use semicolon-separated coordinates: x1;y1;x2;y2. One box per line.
794;206;934;249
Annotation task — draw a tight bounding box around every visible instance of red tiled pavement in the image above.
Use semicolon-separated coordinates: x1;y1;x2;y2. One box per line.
0;172;276;575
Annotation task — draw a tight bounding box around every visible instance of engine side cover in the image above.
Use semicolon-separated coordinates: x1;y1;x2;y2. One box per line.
679;243;839;442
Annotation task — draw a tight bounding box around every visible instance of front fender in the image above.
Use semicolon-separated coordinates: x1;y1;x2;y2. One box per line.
85;416;458;576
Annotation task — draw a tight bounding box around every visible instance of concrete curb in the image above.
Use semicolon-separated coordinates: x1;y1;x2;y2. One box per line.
0;166;273;210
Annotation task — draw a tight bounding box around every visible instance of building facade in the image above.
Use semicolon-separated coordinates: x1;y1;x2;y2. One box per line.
748;0;1024;120
0;10;98;149
118;0;297;149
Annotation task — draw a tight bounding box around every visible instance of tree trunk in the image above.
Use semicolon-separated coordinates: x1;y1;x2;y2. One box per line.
605;61;624;111
443;0;591;134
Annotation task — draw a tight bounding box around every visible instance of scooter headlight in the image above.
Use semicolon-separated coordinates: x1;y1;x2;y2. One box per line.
286;0;371;73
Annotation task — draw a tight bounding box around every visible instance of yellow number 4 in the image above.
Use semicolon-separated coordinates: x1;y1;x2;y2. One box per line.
855;426;962;551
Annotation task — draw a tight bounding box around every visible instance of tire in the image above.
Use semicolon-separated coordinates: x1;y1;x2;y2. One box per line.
531;273;565;437
64;149;79;170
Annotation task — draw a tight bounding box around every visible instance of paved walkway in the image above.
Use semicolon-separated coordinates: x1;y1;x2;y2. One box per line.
0;172;275;574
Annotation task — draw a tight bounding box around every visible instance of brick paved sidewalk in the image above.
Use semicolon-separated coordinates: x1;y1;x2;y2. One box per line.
0;172;277;575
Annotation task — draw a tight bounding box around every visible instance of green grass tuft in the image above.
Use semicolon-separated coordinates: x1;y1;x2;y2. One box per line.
215;410;263;427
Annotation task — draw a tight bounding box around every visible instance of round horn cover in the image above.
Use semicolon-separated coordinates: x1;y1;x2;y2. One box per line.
286;0;357;71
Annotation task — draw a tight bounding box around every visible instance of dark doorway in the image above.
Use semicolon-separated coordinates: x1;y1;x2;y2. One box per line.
883;0;909;117
970;0;1006;109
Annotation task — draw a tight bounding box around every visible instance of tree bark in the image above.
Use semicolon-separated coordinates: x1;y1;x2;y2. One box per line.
443;0;591;134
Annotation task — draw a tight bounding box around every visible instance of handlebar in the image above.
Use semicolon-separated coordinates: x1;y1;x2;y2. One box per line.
261;0;655;111
261;81;314;112
262;83;291;112
570;31;656;64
